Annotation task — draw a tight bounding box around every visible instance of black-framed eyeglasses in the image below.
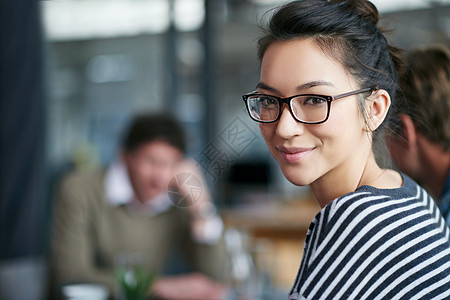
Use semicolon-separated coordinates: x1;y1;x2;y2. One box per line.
242;87;376;124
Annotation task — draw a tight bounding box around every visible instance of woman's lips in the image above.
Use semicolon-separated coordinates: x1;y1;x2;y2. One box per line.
277;146;313;163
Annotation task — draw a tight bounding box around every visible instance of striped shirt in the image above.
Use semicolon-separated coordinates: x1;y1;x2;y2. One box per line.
289;174;450;300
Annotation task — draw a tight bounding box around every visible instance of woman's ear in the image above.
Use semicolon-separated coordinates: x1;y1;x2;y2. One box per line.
364;89;391;132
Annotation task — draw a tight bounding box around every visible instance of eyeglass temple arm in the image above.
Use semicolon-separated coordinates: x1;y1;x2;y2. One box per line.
333;87;377;100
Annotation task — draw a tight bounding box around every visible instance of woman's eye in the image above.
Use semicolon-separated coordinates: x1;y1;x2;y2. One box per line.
259;97;277;106
304;96;326;106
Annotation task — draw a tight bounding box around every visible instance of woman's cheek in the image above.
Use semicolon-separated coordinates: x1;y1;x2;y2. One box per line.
259;123;274;141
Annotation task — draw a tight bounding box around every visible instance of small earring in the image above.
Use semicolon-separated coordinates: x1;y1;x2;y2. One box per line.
362;124;373;132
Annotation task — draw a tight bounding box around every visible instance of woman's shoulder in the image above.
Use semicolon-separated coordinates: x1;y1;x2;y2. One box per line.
322;173;437;226
312;173;449;257
302;174;450;300
334;172;425;206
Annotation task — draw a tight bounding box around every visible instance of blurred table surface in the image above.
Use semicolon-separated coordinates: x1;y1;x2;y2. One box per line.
220;193;321;290
221;193;320;238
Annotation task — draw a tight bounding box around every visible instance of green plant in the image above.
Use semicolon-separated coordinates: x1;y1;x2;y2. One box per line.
116;266;157;300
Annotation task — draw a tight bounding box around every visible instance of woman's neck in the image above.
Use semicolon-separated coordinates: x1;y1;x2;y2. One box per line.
310;153;401;208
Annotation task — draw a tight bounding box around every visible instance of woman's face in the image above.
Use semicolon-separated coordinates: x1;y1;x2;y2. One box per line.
258;38;370;187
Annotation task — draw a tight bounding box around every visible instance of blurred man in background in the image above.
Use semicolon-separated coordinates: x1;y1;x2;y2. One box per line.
388;45;450;224
50;113;227;299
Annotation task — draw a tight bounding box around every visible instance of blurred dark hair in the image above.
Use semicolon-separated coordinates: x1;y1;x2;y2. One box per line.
392;45;450;151
122;113;186;154
257;0;404;165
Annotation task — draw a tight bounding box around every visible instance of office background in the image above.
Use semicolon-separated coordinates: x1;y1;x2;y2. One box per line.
1;0;449;299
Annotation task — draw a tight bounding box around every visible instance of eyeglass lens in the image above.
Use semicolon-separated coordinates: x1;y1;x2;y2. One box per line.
246;95;328;123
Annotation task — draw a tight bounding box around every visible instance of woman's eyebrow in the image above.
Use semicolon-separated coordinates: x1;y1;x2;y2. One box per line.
256;80;335;93
298;80;335;90
256;82;277;92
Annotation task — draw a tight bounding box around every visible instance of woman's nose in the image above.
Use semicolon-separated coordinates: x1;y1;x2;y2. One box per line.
275;105;304;138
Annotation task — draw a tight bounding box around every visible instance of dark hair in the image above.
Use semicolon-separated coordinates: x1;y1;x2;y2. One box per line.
392;45;450;151
258;0;403;98
122;113;186;153
257;0;404;165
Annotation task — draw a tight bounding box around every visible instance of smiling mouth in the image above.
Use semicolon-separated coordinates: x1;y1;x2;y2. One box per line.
276;146;314;163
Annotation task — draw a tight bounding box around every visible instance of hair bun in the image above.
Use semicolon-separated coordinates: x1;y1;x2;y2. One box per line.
330;0;379;26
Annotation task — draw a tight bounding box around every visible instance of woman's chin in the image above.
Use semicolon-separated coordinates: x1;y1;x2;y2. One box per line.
280;168;313;187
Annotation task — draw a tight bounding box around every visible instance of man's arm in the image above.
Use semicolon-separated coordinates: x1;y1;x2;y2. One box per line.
50;172;117;294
